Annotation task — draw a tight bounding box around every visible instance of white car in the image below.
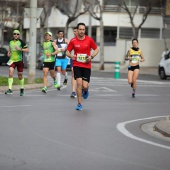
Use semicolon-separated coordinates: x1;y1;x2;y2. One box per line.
158;50;170;79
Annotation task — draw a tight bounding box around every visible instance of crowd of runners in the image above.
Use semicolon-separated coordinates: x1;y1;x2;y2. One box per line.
4;22;145;110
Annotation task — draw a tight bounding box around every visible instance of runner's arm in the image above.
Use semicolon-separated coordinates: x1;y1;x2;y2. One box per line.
140;51;145;62
90;47;99;60
52;42;58;55
65;38;69;45
66;50;76;60
125;50;132;61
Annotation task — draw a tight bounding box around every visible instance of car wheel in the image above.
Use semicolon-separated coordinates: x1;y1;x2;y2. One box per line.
159;68;167;80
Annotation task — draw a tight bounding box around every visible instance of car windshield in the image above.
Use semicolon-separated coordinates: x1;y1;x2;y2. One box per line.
0;48;7;53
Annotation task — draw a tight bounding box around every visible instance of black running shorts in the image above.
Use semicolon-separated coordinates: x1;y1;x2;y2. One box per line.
73;66;91;83
128;65;140;71
43;62;55;70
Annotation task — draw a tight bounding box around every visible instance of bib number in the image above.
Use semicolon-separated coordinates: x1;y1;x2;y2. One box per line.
44;57;51;62
76;54;87;63
131;56;140;63
7;59;14;66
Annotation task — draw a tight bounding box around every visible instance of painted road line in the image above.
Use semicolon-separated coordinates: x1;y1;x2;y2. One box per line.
117;116;170;150
0;105;32;108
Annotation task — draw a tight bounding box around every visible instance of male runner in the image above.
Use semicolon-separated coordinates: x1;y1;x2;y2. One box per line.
54;30;69;90
5;30;29;96
66;23;99;110
42;32;58;93
70;27;78;98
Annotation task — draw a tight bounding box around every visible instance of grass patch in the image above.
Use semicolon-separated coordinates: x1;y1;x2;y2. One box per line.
0;76;43;86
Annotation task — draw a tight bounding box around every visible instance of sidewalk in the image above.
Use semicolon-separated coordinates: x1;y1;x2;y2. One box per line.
0;83;51;93
154;117;170;137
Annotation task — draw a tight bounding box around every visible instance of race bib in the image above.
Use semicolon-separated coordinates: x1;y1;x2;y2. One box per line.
44;57;51;62
7;59;14;66
131;56;140;63
57;48;63;57
76;54;87;63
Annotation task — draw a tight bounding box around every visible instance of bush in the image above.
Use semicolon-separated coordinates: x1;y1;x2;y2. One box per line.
0;76;43;86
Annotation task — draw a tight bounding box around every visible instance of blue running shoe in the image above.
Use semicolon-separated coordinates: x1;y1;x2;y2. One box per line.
75;103;82;110
70;92;77;98
82;90;89;99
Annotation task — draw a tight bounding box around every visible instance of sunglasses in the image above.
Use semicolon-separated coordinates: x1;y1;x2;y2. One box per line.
13;33;19;35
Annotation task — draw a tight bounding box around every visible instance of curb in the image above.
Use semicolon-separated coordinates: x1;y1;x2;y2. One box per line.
0;83;52;93
154;117;170;137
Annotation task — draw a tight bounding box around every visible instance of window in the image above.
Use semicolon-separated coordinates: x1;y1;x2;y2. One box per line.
104;27;117;45
141;28;160;38
103;0;119;5
86;27;96;41
119;27;134;39
163;29;170;39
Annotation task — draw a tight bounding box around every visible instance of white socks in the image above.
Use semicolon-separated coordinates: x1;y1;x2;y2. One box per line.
65;72;68;80
57;73;61;86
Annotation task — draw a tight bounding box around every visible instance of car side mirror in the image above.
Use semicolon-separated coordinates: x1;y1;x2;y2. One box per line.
164;54;169;60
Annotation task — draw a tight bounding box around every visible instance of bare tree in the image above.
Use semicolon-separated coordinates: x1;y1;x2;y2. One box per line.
37;0;54;44
118;0;154;38
51;0;88;37
84;0;104;70
160;0;169;50
0;0;27;46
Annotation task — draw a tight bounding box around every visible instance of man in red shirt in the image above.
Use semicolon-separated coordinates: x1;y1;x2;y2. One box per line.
66;22;99;110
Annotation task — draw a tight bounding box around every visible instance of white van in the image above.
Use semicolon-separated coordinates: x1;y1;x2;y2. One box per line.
158;50;170;79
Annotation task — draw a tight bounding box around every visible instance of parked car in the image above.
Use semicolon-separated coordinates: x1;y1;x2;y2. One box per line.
37;55;44;70
158;50;170;79
0;47;9;65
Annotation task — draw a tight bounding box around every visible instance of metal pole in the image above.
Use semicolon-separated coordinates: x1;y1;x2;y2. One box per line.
88;12;92;37
28;0;37;83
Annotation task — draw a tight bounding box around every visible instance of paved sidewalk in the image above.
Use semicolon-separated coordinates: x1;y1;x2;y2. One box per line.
155;117;170;137
0;82;52;93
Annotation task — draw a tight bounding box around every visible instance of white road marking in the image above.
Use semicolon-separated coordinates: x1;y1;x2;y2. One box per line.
135;94;159;96
94;94;123;96
117;116;170;150
25;95;47;97
0;105;32;108
90;87;117;92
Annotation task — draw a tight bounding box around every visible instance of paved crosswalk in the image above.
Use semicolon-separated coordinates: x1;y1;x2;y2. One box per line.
90;77;170;87
47;75;170;88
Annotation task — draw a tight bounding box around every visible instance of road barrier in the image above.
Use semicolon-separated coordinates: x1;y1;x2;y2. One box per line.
114;61;120;79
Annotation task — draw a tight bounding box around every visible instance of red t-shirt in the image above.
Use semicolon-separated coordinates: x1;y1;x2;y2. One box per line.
67;35;98;69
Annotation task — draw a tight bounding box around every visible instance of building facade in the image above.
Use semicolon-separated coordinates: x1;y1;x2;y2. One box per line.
41;0;170;69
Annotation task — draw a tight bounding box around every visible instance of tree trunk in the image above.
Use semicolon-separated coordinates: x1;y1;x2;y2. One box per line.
99;19;104;70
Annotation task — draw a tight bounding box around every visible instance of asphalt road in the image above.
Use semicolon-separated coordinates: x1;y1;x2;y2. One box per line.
0;66;170;170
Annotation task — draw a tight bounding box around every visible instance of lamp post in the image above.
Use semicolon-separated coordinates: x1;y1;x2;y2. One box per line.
28;0;37;83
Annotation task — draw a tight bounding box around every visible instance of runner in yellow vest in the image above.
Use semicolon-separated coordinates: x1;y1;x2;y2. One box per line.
125;38;145;98
41;32;58;93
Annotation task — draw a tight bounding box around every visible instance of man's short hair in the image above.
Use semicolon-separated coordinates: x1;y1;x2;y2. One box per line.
57;30;64;34
77;23;86;29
